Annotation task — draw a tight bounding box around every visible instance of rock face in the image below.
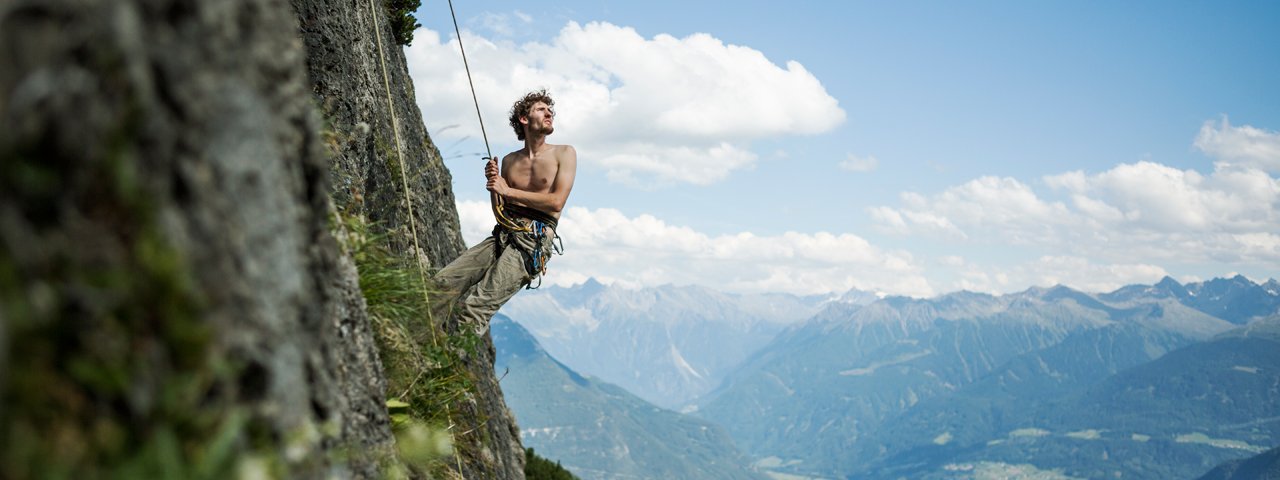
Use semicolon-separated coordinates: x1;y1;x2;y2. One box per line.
0;0;523;477
288;0;523;477
290;0;465;268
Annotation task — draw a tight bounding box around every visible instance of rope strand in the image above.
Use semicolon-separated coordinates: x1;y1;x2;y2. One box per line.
368;0;437;335
368;0;466;475
446;0;530;233
447;0;491;160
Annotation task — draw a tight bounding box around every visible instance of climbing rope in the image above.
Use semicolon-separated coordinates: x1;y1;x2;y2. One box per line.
446;0;531;233
367;0;470;475
367;0;440;338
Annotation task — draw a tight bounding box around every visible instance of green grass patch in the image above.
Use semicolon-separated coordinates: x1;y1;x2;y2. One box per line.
337;212;481;477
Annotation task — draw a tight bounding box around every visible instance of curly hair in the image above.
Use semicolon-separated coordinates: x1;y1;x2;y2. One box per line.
508;89;555;141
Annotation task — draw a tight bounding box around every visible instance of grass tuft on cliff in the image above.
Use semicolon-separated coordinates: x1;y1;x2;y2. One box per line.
337;212;479;477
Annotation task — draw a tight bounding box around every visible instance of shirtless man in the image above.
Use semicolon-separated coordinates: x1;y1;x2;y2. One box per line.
434;89;577;333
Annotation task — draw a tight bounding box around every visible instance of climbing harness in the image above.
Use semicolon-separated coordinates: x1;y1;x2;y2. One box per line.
488;204;564;290
446;0;530;233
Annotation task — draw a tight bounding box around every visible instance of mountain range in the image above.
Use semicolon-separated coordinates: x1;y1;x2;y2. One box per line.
1101;275;1280;324
491;314;766;480
499;275;1279;479
499;279;845;409
699;278;1279;479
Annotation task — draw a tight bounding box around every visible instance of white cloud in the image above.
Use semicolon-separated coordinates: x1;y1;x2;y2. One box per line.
458;200;1187;295
405;21;844;186
455;200;497;244
869;119;1280;273
1194;117;1280;172
603;142;757;187
1046;160;1279;233
840;153;879;173
929;255;1171;295
871;175;1073;244
455;201;930;296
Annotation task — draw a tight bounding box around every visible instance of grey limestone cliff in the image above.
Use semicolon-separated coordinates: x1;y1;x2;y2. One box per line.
0;0;523;478
289;0;523;477
290;0;465;267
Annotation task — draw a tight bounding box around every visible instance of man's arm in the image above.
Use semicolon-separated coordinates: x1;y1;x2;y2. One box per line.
487;146;577;215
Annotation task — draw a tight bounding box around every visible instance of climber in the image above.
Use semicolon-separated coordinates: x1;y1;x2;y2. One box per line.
433;89;577;333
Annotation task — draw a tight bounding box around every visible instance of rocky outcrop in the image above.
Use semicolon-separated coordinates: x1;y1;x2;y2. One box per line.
0;0;391;474
288;0;523;477
290;0;464;267
0;0;523;477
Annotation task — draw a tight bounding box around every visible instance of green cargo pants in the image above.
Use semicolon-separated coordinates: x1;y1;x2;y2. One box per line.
434;221;556;334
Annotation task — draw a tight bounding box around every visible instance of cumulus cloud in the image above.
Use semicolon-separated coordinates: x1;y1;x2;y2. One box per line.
458;199;1185;295
455;200;497;244
871;176;1074;244
603;142;757;187
869;118;1280;271
405;21;844;186
455;201;930;296
1194;117;1280;172
1045;161;1279;233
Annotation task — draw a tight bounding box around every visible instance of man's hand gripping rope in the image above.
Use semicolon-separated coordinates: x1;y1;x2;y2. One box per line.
485;157;530;233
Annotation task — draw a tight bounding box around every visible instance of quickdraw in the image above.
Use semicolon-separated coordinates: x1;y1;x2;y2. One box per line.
524;220;564;290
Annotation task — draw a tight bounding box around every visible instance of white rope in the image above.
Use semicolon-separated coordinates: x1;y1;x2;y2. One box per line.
446;0;531;233
366;0;436;328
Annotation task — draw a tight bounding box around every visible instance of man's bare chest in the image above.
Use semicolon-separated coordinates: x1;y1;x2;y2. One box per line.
506;155;559;191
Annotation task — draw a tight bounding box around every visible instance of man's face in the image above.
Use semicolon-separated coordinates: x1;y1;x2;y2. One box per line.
523;101;554;136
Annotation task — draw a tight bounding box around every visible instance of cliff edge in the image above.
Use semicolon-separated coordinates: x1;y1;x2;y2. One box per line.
0;0;523;477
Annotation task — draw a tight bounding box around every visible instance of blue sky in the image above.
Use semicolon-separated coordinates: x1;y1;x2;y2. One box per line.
406;1;1280;296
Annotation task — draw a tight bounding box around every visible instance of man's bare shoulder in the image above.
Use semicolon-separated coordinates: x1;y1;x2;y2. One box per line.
550;144;576;158
500;150;524;163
